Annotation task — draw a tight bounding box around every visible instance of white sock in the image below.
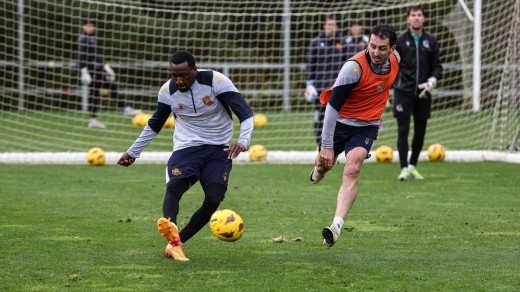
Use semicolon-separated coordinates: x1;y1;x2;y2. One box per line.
408;165;416;170
332;216;344;234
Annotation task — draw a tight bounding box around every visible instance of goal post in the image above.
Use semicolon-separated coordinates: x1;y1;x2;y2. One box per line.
0;0;519;164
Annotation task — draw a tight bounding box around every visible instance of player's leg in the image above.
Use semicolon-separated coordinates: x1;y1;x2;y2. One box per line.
408;97;432;179
313;105;326;145
393;89;413;180
162;148;203;224
108;81;124;109
310;145;335;184
88;71;106;128
396;114;411;177
179;145;231;242
157;147;203;261
162;178;191;226
159;178;193;261
310;122;346;184
106;81;142;117
322;125;377;247
179;183;226;243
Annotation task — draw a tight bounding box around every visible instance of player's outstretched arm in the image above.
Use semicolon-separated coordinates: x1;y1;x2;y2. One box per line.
117;152;136;167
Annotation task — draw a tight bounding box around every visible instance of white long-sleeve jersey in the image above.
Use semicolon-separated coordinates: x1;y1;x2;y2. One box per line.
127;69;254;158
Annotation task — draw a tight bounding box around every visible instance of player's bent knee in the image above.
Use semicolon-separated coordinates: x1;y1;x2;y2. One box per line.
203;183;227;206
166;179;191;193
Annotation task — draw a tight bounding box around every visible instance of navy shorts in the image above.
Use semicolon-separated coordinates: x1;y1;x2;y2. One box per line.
166;145;232;188
327;123;379;157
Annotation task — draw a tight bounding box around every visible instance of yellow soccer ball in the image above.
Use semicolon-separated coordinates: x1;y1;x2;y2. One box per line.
86;147;106;166
428;143;446;162
253;114;268;129
164;116;175;128
131;113;152;127
375;145;393;163
209;209;244;242
100;88;110;97
248;144;267;162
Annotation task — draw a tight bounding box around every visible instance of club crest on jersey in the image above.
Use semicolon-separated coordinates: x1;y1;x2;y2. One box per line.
376;84;384;92
223;172;228;181
178;103;184;110
365;138;370;145
172;168;182;176
202;95;214;105
422;40;430;49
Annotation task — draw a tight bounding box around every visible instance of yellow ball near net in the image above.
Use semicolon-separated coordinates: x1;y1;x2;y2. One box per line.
86;147;106;166
253;114;268;129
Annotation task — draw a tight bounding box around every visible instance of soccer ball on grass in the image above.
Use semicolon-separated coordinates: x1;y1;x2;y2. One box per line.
209;209;244;241
249;144;267;162
86;147;106;166
375;145;394;163
428;143;446;162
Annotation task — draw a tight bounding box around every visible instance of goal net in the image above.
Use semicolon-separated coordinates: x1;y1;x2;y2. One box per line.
1;0;519;163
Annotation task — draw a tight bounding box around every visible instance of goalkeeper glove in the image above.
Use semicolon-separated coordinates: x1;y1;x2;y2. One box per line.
103;64;116;82
80;67;92;85
418;77;437;98
304;80;318;102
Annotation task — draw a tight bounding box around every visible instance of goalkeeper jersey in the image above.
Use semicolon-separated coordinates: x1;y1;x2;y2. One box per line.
127;70;254;158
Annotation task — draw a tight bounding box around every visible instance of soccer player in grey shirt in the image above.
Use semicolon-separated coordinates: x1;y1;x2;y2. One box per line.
310;25;400;247
117;50;254;261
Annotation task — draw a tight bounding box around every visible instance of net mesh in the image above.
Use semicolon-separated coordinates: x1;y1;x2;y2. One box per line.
1;0;518;159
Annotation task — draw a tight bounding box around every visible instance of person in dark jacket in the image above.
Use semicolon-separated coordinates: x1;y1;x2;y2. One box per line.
392;6;443;181
344;21;369;59
305;14;348;145
78;19;141;128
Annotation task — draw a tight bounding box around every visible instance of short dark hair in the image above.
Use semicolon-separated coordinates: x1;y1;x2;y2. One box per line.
325;13;339;23
170;50;196;67
370;24;397;47
82;19;96;26
407;5;425;17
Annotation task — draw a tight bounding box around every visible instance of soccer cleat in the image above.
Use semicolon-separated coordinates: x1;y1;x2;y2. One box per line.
88;118;106;129
309;167;325;184
408;168;424;180
322;226;339;247
397;169;410;181
124;106;142;117
164;243;189;261
157;217;189;261
157;217;181;244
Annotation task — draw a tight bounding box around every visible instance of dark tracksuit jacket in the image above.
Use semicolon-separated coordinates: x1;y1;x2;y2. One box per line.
393;29;442;95
306;31;348;93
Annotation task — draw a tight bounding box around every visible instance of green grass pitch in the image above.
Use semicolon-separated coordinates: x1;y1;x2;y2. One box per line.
1;162;519;290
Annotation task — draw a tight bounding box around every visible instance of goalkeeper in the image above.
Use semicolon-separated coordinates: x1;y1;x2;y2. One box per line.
78;19;141;128
392;6;442;181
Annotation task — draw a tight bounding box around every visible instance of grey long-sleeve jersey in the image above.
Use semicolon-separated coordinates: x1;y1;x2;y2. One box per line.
127;70;254;158
321;50;400;148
